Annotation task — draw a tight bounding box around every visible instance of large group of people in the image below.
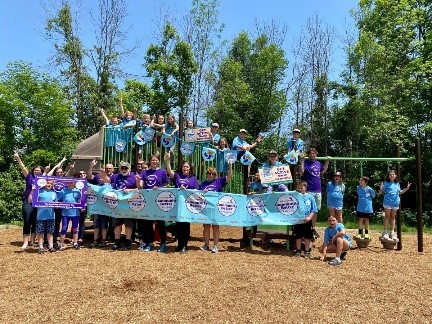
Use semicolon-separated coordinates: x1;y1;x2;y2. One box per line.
13;119;412;266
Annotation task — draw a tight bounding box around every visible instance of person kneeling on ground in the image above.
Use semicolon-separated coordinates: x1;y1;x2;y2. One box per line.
319;215;352;266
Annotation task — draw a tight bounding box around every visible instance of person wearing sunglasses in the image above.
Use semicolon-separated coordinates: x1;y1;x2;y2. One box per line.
199;162;233;253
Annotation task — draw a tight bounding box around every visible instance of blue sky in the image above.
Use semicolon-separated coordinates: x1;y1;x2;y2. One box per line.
0;0;358;84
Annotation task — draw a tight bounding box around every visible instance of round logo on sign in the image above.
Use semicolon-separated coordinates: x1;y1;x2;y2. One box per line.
53;181;65;192
217;195;237;217
155;191;176;212
246;196;266;216
275;194;298;216
128;192;146;212
103;191;119;209
75;180;85;190
37;178;47;188
185;193;207;214
86;186;98;205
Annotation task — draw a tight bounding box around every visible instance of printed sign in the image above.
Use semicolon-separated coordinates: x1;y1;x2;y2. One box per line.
184;127;211;143
258;165;293;185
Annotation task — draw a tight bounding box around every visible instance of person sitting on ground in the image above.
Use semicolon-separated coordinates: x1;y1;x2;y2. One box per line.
319;214;352;266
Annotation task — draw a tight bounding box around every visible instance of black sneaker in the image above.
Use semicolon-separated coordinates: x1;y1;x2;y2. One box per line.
112;243;121;250
89;241;99;248
73;243;80;250
340;250;348;260
48;247;57;253
123;244;132;250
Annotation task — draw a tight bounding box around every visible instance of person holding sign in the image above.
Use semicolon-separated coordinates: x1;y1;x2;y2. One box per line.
262;150;289;193
199;162;233;253
287;128;304;154
165;152;199;253
14;152;44;250
232;129;261;157
209;122;221;146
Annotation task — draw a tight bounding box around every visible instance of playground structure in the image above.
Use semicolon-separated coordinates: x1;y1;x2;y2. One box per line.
71;120;425;252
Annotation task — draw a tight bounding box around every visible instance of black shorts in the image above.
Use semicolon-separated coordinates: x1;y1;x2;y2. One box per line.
356;211;373;219
112;218;135;228
292;220;314;240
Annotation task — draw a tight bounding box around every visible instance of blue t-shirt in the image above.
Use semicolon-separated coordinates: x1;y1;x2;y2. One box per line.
383;181;401;207
357;185;376;213
326;182;345;209
262;161;283;168
232;136;249;151
37;189;57;220
301;193;318;218
57;188;81;217
216;148;228;173
250;181;265;193
323;223;352;246
287;138;304;153
104;124;122;147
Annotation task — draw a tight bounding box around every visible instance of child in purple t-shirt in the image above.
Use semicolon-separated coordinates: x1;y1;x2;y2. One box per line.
299;147;329;237
199;163;233;253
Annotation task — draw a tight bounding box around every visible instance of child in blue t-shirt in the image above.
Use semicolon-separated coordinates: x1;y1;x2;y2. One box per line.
292;181;317;258
57;180;82;250
326;171;345;223
319;215;352;265
216;138;229;176
379;170;411;241
356;176;376;239
29;181;57;254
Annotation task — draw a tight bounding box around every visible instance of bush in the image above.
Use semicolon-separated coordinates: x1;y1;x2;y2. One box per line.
0;166;25;224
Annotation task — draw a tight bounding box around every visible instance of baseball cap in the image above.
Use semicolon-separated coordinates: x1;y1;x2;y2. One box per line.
239;128;248;133
293;128;301;133
268;149;278;156
119;161;131;169
211;123;219;128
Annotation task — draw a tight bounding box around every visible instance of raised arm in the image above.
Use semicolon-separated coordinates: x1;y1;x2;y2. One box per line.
87;159;97;181
14;152;29;177
65;162;74;177
321;158;330;175
47;157;67;176
226;162;233;183
401;182;412;195
164;152;175;179
299;155;305;175
119;97;125;117
100;108;110;125
249;135;262;150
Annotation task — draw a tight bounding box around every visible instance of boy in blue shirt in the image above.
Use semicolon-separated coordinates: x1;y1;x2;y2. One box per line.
319;215;352;265
57;180;82;250
292;180;317;258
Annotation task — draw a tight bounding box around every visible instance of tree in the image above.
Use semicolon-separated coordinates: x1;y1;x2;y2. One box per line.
144;22;197;117
208;31;288;140
181;0;225;124
0;61;78;168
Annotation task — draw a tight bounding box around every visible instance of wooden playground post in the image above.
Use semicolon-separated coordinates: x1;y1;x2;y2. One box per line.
415;138;424;253
396;144;402;250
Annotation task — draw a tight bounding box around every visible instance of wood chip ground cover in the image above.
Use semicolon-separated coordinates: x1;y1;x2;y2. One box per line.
1;225;431;323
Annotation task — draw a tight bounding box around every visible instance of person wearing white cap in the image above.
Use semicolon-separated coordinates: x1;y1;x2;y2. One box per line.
209;122;221;146
232;129;261;155
287;128;304;154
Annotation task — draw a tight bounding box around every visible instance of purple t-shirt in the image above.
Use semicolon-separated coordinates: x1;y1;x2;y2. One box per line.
303;160;324;193
111;172;137;190
141;169;169;189
199;177;227;192
23;174;35;202
173;173;199;189
92;173;115;185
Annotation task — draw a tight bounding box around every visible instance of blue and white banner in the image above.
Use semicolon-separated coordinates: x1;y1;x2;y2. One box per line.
161;134;176;148
240;151;255;165
180;142;195;156
143;127;155;142
87;184;307;226
202;147;217;161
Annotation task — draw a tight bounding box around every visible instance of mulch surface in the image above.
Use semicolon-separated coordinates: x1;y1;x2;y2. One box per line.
1;224;431;323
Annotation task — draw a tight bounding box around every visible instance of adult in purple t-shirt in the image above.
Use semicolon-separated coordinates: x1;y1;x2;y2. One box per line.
299;147;329;236
165;152;199;253
136;154;169;252
14;152;44;250
109;161;137;250
199;162;233;253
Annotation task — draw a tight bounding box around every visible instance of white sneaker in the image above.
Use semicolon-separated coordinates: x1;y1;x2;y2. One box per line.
391;232;398;241
328;258;342;266
212;245;219;253
382;232;389;240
